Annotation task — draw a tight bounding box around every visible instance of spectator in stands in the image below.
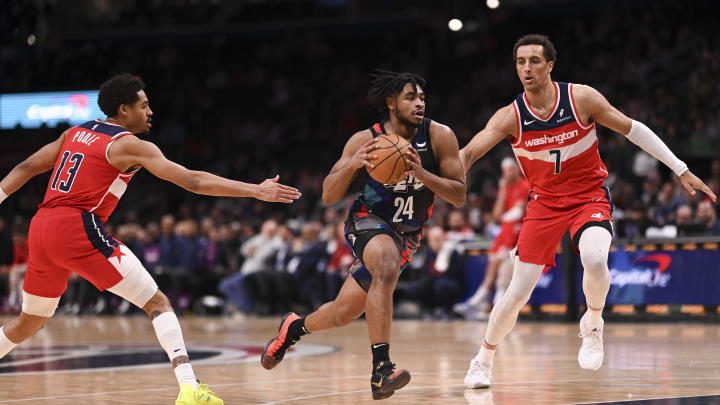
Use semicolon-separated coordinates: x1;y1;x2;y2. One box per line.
652;183;686;226
218;219;281;313
400;226;466;319
696;200;720;236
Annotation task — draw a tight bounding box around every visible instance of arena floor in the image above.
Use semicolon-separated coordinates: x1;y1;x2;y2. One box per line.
0;316;719;404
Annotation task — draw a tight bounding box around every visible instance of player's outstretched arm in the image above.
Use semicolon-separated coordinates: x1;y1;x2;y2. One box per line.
321;130;378;205
575;84;717;202
459;105;516;173
108;136;301;203
0;131;67;204
403;122;466;206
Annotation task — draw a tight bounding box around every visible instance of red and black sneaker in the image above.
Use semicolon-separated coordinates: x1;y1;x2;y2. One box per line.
370;361;411;400
261;312;301;370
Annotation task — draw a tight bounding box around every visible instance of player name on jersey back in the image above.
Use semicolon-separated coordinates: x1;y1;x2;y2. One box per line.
39;120;136;223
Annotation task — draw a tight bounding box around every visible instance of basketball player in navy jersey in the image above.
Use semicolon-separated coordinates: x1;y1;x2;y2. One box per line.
0;73;301;404
459;35;715;389
261;70;466;400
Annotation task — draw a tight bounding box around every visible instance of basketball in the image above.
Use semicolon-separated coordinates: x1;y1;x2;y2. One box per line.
366;134;412;184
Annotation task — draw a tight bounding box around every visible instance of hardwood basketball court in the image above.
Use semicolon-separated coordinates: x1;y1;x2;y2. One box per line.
1;316;719;404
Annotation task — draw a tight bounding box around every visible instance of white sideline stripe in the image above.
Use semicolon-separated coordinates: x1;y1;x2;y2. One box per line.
564;392;720;405
4;371;720;403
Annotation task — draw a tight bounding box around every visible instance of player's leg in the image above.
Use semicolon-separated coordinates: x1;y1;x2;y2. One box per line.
465;203;565;389
570;193;614;371
573;224;612;371
464;257;544;388
361;233;411;400
1;214;66;360
493;255;514;304
0;293;60;359
261;272;367;370
72;211;222;405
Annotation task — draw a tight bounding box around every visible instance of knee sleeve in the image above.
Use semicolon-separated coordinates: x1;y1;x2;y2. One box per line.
22;291;60;317
107;261;158;308
579;227;612;308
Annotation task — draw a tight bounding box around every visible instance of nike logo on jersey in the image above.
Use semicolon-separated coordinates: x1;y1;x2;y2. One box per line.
524;119;536;125
415;141;427;147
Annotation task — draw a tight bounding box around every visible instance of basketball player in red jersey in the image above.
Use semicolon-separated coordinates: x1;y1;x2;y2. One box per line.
459;35;716;388
0;74;301;404
454;157;528;319
261;70;466;400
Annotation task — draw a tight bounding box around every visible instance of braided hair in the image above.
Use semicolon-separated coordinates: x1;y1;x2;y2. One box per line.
366;69;426;116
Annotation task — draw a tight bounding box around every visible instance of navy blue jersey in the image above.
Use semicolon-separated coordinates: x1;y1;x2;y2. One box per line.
351;118;438;234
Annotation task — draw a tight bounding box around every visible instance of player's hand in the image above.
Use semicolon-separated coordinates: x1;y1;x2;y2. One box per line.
679;170;717;202
255;175;302;203
403;147;425;178
351;138;380;171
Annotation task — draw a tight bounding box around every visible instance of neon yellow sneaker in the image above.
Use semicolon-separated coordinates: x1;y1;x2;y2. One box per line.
175;382;224;405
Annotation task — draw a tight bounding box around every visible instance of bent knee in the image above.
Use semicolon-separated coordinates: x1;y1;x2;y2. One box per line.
580;250;609;272
143;290;173;318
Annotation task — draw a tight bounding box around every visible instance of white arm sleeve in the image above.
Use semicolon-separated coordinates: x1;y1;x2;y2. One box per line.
0;187;7;205
500;205;524;223
626;120;688;176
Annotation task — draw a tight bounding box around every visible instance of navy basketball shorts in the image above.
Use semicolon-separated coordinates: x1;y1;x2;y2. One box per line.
344;210;420;292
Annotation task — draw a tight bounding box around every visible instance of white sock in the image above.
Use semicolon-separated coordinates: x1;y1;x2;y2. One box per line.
476;344;496;366
0;327;18;359
151;312;197;390
467;286;489;306
174;363;199;390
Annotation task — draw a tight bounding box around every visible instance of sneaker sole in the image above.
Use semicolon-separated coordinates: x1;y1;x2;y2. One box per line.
372;370;411;400
260;312;297;370
464;381;490;389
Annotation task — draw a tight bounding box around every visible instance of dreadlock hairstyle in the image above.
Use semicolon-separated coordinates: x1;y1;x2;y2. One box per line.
366;69;427;116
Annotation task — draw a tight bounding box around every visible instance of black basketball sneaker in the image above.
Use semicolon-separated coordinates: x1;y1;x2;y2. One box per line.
370;361;411;400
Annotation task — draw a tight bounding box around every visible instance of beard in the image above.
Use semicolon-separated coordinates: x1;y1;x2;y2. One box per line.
396;112;422;129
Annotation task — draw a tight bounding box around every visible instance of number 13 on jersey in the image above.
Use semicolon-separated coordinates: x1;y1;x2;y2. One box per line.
393;196;414;222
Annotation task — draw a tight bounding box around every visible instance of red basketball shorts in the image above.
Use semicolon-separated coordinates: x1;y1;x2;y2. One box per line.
489;222;522;259
25;207;135;298
516;186;613;268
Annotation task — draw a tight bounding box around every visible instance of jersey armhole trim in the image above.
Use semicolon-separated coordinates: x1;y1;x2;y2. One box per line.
510;101;523;147
105;134;139;174
568;83;595;130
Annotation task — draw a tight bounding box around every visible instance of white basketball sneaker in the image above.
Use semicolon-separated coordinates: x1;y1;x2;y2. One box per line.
578;312;604;371
464;358;492;389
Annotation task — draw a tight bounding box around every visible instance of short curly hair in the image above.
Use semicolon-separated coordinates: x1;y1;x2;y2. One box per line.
97;73;145;117
513;34;557;63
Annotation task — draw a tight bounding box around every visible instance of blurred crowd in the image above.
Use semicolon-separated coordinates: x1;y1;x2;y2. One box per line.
1;0;720;316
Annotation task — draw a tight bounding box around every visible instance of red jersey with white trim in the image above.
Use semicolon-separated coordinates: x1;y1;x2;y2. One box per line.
501;178;530;224
39;120;137;223
509;82;608;197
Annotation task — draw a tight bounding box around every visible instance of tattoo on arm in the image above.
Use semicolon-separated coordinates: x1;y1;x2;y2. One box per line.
150;310;163;320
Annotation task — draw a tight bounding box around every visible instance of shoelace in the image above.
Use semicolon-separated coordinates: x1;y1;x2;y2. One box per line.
468;359;491;377
376;361;397;377
198;383;216;396
579;327;603;353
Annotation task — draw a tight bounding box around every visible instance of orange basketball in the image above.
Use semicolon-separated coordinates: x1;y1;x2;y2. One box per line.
366;134;411;185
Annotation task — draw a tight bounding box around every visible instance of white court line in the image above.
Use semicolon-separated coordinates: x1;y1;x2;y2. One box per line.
564;392;720;405
259;375;720;405
4;370;720;403
261;383;467;405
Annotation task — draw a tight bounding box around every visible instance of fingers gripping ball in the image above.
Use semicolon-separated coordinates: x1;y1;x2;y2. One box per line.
366;134;411;185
